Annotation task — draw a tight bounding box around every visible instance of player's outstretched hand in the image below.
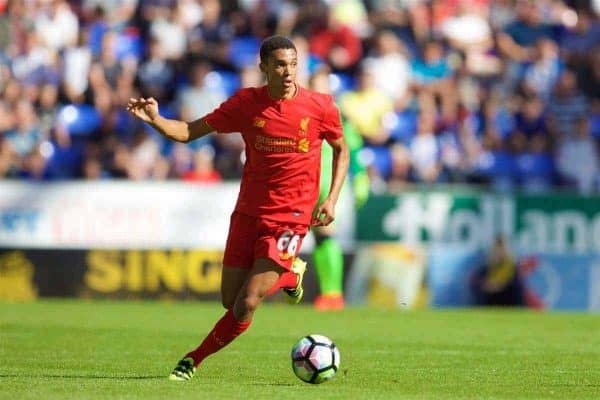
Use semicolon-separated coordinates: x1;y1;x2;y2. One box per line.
126;97;159;123
312;198;335;227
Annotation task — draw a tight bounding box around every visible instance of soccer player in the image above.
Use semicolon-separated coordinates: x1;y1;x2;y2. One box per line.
308;67;369;311
126;35;349;381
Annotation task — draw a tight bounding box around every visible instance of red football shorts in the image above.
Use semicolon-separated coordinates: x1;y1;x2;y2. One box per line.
223;211;309;270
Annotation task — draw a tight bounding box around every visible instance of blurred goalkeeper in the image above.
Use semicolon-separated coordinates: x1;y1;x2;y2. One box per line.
127;35;349;382
308;67;369;311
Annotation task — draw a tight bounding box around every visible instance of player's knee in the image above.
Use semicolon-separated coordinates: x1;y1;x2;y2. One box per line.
240;291;263;314
221;296;235;310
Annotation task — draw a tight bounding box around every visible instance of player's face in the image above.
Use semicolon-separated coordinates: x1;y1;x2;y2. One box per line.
261;48;298;92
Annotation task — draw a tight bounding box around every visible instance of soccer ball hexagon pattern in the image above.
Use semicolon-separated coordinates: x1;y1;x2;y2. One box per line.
290;334;340;384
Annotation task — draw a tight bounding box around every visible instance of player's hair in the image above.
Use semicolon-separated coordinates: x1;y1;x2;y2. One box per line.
259;35;296;64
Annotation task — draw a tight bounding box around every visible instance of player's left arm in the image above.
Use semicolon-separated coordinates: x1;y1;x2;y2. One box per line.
312;136;349;227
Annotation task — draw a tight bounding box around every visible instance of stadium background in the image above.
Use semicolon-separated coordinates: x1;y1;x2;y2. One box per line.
1;0;600;312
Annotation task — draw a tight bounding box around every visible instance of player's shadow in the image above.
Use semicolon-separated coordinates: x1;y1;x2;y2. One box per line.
545;384;600;388
243;382;296;387
0;374;164;380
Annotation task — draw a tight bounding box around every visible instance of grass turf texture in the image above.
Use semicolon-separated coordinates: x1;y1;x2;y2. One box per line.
1;300;599;399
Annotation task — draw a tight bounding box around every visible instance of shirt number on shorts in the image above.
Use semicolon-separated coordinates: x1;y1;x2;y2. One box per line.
277;231;300;257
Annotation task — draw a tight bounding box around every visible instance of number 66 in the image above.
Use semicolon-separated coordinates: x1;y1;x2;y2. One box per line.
277;231;300;256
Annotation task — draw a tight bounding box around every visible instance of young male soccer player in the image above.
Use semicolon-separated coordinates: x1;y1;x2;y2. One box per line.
126;35;349;381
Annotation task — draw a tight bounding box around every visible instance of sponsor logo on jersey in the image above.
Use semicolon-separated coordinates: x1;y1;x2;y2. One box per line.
255;134;310;153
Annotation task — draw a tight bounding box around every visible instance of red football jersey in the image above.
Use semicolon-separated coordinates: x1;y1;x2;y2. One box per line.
203;85;343;225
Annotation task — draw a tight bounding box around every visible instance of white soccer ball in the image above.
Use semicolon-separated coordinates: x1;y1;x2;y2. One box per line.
291;334;340;384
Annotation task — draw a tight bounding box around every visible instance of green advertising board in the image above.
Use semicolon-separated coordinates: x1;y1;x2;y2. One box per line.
357;191;600;253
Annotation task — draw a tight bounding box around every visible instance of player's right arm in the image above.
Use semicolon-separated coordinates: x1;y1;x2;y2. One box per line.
127;97;214;143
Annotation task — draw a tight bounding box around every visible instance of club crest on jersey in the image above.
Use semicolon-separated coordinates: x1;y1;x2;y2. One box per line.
253;118;266;128
299;117;310;136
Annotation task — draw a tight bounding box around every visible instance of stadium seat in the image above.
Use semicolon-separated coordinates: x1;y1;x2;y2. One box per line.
87;21;108;56
228;36;260;69
45;143;84;179
57;104;101;136
115;28;143;61
360;145;392;180
590;114;600;139
475;150;517;191
491;108;516;140
515;152;555;192
205;70;240;97
387;110;418;144
328;72;355;97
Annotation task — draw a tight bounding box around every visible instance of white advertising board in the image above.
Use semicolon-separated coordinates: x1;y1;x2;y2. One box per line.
0;181;354;250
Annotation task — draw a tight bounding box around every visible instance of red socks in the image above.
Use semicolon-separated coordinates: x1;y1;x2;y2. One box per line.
186;309;251;367
266;271;298;296
185;271;298;367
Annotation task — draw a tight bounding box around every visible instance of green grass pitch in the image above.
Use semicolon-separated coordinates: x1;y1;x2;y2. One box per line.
1;300;599;399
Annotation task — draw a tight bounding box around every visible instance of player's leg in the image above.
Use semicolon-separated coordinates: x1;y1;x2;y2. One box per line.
171;259;284;381
169;265;251;381
313;224;345;311
265;257;306;299
260;223;308;303
232;258;286;321
218;211;258;310
282;257;307;304
169;212;255;381
221;266;251;310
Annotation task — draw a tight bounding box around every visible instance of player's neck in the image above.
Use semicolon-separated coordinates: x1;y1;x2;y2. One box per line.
267;83;297;100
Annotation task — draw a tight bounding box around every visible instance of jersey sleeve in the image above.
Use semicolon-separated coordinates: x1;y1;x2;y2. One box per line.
319;95;343;143
202;90;244;133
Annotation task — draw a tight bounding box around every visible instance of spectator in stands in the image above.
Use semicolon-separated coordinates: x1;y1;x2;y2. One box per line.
578;46;600;102
37;83;60;137
387;143;414;192
411;40;457;123
546;69;589;138
176;60;225;150
560;7;600;67
0;136;11;178
308;3;363;72
441;0;500;77
149;7;187;61
514;95;547;138
409;111;444;183
498;0;556;62
126;127;166;180
523;38;563;100
497;0;556;94
363;30;412;108
339;64;393;146
82;156;104;180
137;37;176;102
0;0;597;195
62;31;93;103
34;0;79;52
5;100;42;159
516;133;555;193
187;0;234;67
556;117;599;194
182;146;222;183
18;148;48;181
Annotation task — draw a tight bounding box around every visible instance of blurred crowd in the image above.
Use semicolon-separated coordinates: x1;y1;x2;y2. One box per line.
0;0;599;194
